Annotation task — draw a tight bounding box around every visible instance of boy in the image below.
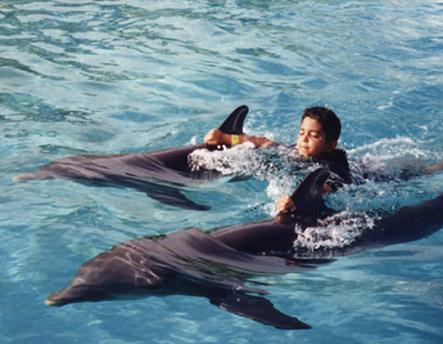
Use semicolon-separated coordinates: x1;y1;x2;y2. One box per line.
204;106;352;212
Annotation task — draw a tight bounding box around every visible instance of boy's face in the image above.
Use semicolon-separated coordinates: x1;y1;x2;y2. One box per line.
295;117;337;157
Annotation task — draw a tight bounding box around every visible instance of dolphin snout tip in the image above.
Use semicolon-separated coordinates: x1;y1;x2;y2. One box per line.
45;298;57;306
12;173;33;183
12;175;22;183
45;295;64;306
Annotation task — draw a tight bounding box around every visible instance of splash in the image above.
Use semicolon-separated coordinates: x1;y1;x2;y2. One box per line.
189;138;442;217
189;144;315;180
338;136;443;212
189;142;261;177
348;136;426;159
188;144;319;212
347;136;438;181
293;210;376;252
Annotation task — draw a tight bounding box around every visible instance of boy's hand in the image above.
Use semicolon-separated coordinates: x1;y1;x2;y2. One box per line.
277;184;330;215
277;195;296;213
204;128;246;147
323;183;333;193
204;128;227;146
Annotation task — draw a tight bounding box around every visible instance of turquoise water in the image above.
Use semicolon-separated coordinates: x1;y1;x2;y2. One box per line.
1;0;443;343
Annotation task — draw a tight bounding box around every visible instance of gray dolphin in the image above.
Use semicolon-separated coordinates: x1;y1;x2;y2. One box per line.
45;169;443;329
14;106;249;211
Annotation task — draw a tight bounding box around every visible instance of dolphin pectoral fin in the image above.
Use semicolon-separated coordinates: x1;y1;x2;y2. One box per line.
218;105;248;135
210;293;311;330
145;187;210;211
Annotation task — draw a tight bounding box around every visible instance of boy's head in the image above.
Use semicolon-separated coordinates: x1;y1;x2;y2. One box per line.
296;107;341;158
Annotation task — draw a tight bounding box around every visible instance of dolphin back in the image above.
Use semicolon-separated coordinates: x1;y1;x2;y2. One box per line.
366;193;443;246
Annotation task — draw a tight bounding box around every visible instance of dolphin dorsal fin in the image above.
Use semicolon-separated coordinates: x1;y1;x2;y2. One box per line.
218;105;249;135
287;168;330;218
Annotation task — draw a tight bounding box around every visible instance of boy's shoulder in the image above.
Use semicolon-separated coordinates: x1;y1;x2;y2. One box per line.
316;148;349;165
315;148;352;184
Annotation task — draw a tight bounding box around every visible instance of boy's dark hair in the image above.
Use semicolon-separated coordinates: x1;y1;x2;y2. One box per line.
301;107;341;141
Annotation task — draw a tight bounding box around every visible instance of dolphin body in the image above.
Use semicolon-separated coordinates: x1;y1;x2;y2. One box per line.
14;106;249;211
45;169;443;329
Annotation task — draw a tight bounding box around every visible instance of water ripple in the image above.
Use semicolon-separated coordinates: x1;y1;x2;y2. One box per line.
1;1;443;343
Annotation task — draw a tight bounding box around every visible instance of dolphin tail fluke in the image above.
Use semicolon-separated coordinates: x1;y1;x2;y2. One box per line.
210;293;311;330
218;105;249;135
146;187;210;211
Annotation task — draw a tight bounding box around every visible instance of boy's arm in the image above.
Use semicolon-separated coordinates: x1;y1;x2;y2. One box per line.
424;161;443;174
204;128;275;148
277;195;296;213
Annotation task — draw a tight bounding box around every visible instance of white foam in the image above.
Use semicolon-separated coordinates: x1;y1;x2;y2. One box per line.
188;142;259;176
347;136;438;164
345;136;442;186
189;144;319;214
293;210;376;251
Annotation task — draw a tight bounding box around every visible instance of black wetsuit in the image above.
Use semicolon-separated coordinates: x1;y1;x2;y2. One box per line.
286;145;352;189
313;149;352;187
